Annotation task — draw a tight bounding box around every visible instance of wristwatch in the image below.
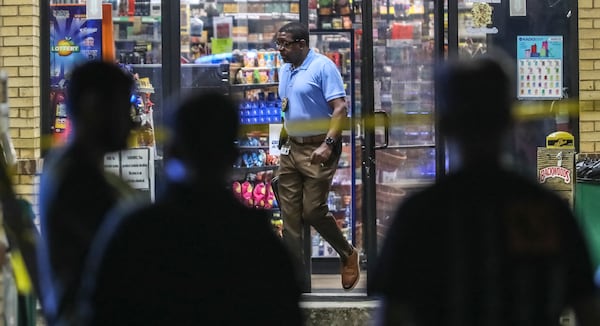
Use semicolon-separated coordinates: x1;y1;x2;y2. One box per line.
324;136;336;148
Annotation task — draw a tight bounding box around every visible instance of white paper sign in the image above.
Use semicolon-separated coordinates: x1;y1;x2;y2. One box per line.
86;0;103;20
269;123;283;156
120;148;151;190
104;152;121;176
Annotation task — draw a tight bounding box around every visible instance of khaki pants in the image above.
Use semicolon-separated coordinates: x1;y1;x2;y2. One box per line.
278;140;353;286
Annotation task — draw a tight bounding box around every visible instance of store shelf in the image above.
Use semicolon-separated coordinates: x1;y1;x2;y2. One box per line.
233;165;278;173
113;16;160;24
230;82;279;91
224;13;299;20
115;38;161;43
238;145;270;149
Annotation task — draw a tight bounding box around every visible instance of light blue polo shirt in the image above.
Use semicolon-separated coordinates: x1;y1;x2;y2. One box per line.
278;49;346;137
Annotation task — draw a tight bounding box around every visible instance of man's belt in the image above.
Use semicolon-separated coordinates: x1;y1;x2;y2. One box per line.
289;134;327;144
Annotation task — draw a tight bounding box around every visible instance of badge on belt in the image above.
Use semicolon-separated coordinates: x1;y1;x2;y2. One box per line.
281;97;289;112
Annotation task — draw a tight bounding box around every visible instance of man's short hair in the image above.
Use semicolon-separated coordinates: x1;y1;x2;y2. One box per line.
278;22;310;46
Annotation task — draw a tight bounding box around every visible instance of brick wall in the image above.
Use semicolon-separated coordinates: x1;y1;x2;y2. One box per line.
0;0;41;212
579;0;600;153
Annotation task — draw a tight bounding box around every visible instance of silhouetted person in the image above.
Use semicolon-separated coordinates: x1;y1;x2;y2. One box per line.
372;56;600;326
37;60;137;324
75;91;303;326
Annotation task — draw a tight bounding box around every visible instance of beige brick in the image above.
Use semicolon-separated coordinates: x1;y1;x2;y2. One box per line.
580;100;596;111
8;128;19;139
18;175;35;185
595;81;600;90
9;109;19;119
18;5;38;17
581;0;594;7
18;87;37;98
17;148;39;160
3;56;34;67
18;26;38;37
0;27;18;37
18;67;39;78
580;70;600;80
18;46;37;57
0;6;19;16
594;19;600;29
3;0;36;5
579;49;600;60
581;80;595;90
2;67;18;78
580;20;594;29
595;121;600;131
3;36;34;47
595;0;600;7
579;131;600;141
3;16;37;27
4;76;35;88
580;111;600;121
13;185;34;197
0;47;19;56
10;117;37;128
580;91;600;100
19;128;39;138
580;29;600;40
580;39;595;49
581;121;595;132
580;60;595;70
580;142;595;153
10;97;34;108
19;108;38;119
13;138;40;149
580;9;600;18
20;67;40;77
594;60;600;70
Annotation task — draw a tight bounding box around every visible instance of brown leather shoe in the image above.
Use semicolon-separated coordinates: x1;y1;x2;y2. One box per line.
341;248;360;290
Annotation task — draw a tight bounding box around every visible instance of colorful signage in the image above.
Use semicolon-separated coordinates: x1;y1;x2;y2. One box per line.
516;35;563;100
50;5;103;87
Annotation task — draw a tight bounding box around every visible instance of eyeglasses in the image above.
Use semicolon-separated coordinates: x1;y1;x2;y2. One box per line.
274;39;302;49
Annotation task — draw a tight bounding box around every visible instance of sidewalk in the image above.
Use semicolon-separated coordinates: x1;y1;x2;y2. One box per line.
301;273;379;326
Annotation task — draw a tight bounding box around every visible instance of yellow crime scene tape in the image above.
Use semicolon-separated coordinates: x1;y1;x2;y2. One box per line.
37;98;580;149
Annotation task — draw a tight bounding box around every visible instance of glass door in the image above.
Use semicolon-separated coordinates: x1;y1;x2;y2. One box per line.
371;1;437;246
359;0;443;292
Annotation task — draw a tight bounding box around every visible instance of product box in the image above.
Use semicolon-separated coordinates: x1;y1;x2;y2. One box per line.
222;3;239;13
232;26;249;38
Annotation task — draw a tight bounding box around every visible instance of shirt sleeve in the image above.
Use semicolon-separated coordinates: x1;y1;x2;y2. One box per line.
320;59;347;102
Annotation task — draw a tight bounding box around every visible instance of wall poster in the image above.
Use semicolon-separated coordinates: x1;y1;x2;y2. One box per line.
516;35;563;100
49;4;103;144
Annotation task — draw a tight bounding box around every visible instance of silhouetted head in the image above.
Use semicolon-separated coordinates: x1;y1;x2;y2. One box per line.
437;56;513;143
67;61;134;152
164;91;239;183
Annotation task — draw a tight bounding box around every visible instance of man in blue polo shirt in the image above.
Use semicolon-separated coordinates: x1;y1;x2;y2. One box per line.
275;21;359;292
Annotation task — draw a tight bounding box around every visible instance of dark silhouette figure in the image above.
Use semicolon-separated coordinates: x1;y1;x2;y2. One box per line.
37;60;137;324
372;57;600;326
75;91;303;325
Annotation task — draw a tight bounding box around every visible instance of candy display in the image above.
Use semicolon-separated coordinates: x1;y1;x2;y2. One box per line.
232;171;278;210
